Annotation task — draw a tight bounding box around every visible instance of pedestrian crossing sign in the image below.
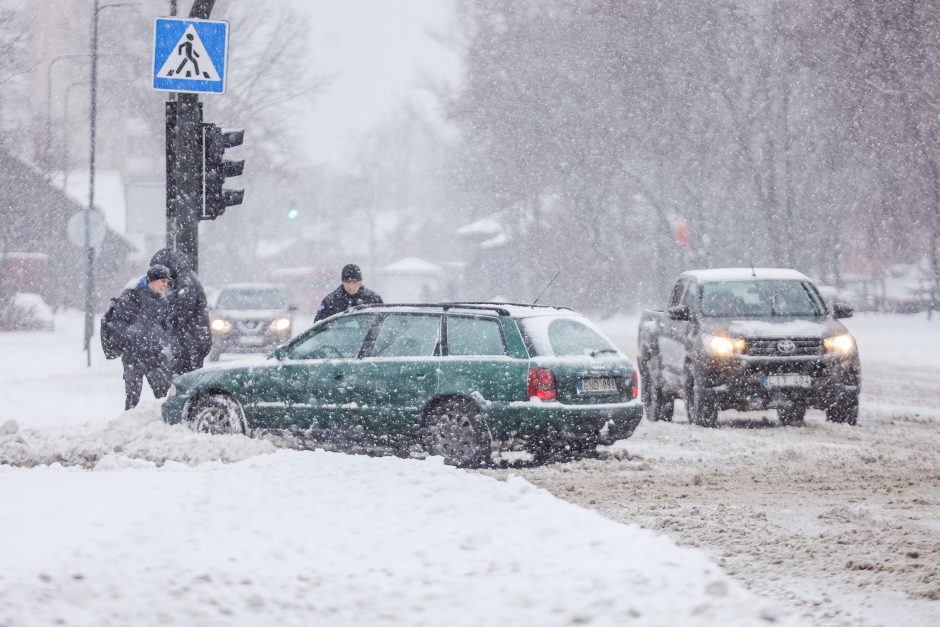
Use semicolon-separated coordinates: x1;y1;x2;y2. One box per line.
152;17;228;94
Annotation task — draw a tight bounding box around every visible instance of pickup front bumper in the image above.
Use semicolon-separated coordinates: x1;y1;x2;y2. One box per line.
698;354;860;411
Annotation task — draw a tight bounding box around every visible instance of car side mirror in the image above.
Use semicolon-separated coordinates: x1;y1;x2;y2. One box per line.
288;304;298;312
272;346;288;360
832;302;853;319
667;305;691;321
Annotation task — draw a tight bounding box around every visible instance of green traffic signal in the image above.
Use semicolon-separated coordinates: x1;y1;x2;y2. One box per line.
288;209;299;220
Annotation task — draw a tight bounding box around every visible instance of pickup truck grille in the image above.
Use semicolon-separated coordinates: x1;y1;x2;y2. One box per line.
745;338;824;357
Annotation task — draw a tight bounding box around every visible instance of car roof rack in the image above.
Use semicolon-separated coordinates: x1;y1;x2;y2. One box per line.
352;302;572;316
352;302;512;316
444;301;572;312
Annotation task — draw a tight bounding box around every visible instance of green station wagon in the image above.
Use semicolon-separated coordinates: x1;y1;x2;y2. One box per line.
162;303;643;466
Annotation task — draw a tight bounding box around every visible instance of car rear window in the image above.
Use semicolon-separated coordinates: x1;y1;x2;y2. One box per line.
518;316;618;357
216;288;286;310
446;316;505;356
371;314;441;357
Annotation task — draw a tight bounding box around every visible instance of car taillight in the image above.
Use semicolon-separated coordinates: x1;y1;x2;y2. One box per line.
630;370;638;399
528;368;557;401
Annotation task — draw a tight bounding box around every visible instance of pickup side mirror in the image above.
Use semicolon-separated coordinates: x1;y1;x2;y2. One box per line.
667;305;692;321
832;302;854;319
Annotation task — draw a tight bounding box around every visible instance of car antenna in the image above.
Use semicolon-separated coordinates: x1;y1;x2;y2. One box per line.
532;271;561;305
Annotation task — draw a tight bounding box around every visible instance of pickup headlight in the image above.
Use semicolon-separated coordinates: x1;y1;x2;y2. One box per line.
702;333;746;356
210;318;231;333
270;317;291;332
824;334;855;355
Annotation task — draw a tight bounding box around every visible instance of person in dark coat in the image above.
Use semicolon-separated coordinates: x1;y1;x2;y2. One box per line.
110;264;173;409
314;263;384;322
149;247;211;375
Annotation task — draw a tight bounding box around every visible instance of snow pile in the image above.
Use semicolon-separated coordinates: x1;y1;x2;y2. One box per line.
0;402;275;469
0;449;795;626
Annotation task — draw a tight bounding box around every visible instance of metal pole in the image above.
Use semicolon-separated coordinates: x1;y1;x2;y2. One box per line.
167;0;215;272
84;0;100;367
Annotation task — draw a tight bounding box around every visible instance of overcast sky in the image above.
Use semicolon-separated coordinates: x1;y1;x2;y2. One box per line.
289;0;460;166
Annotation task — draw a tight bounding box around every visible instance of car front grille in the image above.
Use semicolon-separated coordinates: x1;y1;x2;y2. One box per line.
745;337;823;357
235;319;267;334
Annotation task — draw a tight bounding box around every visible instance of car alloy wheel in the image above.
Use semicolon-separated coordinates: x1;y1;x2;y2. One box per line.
426;401;489;468
190;394;246;435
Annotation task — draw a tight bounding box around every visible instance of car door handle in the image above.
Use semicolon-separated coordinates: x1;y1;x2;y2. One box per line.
334;373;344;381
416;372;431;381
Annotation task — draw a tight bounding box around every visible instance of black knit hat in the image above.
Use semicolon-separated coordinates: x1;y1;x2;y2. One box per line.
147;264;171;282
341;263;362;281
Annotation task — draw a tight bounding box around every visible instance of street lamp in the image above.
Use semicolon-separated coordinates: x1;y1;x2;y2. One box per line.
44;53;118;171
83;0;139;366
60;79;135;196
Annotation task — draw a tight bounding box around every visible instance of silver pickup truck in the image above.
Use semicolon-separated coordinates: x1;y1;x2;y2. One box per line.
637;268;860;427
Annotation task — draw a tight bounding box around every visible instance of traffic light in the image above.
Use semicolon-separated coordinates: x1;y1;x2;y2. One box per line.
201;122;244;220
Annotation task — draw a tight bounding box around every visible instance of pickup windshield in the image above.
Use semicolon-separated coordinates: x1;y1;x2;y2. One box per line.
700;280;826;317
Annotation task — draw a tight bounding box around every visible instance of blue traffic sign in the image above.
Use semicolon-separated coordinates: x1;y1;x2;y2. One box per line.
152;18;228;94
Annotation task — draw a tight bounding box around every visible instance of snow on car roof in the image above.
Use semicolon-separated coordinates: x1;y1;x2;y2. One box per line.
352;302;574;318
218;282;286;291
680;268;812;282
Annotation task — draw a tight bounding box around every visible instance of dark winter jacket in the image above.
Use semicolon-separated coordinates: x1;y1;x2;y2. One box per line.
149;248;211;362
110;284;170;368
314;285;384;321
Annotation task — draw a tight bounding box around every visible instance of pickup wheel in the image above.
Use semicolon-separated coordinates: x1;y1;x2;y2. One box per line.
684;368;718;428
826;393;859;425
778;406;806;426
642;358;674;422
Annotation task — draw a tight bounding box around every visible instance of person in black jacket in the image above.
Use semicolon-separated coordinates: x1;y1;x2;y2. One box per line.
149;247;211;375
314;263;383;322
110;265;173;409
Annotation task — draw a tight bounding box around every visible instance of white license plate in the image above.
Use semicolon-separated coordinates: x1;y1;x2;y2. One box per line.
764;374;812;388
238;336;265;346
578;377;618;394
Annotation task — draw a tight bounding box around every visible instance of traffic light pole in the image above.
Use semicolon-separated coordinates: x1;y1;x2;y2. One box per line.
171;94;203;272
165;0;216;273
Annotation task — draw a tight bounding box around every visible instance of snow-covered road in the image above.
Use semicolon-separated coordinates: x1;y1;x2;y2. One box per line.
0;312;791;626
489;313;940;626
1;311;938;626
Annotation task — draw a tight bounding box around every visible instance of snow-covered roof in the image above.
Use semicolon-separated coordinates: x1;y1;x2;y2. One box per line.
51;169;127;235
681;268;812;283
456;216;503;237
480;232;509;249
382;257;443;275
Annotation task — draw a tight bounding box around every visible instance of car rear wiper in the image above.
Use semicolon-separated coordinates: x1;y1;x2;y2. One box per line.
590;348;619;357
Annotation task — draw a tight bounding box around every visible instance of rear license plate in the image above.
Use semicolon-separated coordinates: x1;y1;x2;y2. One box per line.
578;377;618;394
763;374;812;389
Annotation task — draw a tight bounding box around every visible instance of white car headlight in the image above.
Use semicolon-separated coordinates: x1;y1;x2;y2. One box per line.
270;317;291;332
824;334;855;354
702;333;746;356
210;318;231;333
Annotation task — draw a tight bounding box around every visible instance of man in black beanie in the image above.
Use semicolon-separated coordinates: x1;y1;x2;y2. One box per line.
314;263;383;321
